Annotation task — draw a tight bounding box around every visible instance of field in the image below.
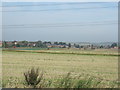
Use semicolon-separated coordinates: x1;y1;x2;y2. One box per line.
2;48;118;88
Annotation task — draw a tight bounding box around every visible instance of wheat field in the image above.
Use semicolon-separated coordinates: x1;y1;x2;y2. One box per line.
2;48;118;88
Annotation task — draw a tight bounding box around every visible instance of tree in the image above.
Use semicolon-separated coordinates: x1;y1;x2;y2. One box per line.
111;43;117;48
54;42;59;45
81;46;84;48
16;44;20;47
36;41;47;48
76;45;80;48
100;45;103;48
48;41;52;44
36;41;42;47
68;43;71;48
2;41;8;48
21;41;28;47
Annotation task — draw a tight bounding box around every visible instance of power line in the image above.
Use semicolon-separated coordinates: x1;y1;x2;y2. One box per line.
2;22;117;29
2;20;117;26
1;6;117;12
2;21;117;26
0;3;92;7
0;2;110;7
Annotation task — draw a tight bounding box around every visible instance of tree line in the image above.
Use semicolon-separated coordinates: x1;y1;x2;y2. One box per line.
2;41;118;49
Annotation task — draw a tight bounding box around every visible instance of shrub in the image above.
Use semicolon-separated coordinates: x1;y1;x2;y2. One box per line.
74;75;102;88
24;67;43;88
56;72;73;88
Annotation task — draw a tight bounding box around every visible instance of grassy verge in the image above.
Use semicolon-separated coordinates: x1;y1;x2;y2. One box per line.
2;49;119;57
2;71;119;88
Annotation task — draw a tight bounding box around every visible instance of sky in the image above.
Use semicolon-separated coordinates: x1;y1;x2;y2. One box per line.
2;2;118;42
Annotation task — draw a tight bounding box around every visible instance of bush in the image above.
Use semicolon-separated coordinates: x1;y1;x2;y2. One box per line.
24;67;43;88
56;72;73;88
22;70;117;88
74;77;101;88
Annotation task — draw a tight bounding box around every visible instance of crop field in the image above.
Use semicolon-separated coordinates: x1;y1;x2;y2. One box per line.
2;48;119;88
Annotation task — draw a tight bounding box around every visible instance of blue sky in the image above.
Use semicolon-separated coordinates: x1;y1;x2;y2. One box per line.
2;2;118;42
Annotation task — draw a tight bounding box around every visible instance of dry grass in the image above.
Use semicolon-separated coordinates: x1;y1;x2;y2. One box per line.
2;49;118;88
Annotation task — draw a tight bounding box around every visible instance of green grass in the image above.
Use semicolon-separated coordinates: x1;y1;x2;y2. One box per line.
2;49;118;88
3;48;119;56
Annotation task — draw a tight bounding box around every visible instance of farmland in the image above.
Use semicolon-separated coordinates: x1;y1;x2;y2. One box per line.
2;48;118;88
